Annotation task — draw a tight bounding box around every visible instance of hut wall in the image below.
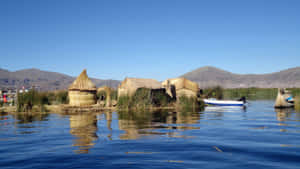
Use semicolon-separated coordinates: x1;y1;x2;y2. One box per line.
118;85;140;98
176;89;198;98
69;90;96;106
118;87;135;97
162;78;199;99
165;78;197;92
118;78;162;98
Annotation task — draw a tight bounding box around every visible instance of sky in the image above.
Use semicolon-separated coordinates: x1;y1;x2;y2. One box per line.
0;0;299;80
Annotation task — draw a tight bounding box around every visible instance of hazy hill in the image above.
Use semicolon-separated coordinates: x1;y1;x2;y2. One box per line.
0;68;120;91
181;66;300;88
1;66;300;91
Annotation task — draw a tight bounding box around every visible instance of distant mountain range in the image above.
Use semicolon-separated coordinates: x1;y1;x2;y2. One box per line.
0;68;120;91
1;66;300;91
181;66;300;88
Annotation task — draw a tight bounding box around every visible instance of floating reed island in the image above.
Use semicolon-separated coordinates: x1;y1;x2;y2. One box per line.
116;77;203;111
63;69;204;113
8;69;300;114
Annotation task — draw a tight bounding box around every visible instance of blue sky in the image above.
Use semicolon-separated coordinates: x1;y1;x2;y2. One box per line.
0;0;299;80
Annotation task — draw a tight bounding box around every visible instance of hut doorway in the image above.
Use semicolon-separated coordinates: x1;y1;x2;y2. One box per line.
97;87;112;107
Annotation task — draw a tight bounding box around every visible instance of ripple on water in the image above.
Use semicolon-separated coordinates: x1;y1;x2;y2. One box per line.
0;101;300;169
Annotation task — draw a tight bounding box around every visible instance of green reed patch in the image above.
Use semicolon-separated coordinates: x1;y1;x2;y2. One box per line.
17;90;48;112
223;88;277;100
202;86;224;100
223;88;300;100
177;96;204;112
17;90;69;112
117;88;173;110
295;96;300;111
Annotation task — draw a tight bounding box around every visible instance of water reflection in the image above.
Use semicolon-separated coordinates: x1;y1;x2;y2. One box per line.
6;103;300;154
118;111;201;140
104;111;113;140
2;100;300;160
205;106;247;113
2;101;300;168
0;112;50;134
275;108;294;122
13;112;49;124
69;113;98;154
275;108;300;133
0;112;11;128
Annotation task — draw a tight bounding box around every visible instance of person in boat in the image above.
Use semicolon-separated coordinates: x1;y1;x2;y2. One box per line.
238;96;247;103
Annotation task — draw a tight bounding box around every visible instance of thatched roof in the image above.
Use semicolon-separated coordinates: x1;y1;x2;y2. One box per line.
69;69;96;91
162;77;199;92
119;78;162;89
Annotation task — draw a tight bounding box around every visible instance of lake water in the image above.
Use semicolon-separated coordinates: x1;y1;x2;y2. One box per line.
1;100;300;169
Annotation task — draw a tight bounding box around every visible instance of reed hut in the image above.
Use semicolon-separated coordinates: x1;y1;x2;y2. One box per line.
118;78;162;97
274;88;294;108
68;69;97;106
162;77;199;99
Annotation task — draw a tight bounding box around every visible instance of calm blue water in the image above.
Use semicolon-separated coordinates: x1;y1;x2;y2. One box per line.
1;100;300;169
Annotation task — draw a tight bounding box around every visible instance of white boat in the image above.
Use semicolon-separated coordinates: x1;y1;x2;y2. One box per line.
204;98;246;107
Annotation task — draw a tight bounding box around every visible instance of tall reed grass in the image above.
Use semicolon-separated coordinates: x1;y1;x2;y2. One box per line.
295;96;300;111
17;89;48;112
223;88;278;100
223;88;300;100
117;88;171;110
17;90;69;112
202;86;224;99
117;88;205;111
177;96;204;112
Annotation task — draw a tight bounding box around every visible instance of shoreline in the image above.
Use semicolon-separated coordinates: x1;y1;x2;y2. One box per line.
0;104;180;115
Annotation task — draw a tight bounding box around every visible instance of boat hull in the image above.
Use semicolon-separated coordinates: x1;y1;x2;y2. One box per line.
204;99;245;107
